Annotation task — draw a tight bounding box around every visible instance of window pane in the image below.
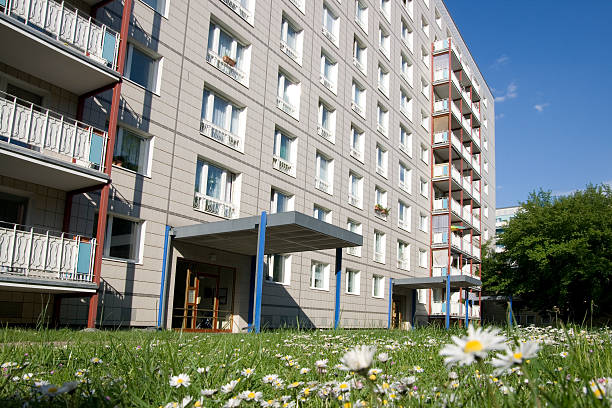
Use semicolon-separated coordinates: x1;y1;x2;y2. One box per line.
273;256;284;282
212;97;228;128
279;134;290;160
128;47;154;89
108;217;137;260
206;165;223;199
114;130;142;172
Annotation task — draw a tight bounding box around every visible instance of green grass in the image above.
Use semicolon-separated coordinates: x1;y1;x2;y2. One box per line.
0;325;610;407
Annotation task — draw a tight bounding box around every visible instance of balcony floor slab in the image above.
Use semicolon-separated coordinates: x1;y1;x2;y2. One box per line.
0;275;97;294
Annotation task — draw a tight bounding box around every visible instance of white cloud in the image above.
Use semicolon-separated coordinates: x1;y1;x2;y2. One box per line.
533;103;550;113
491;54;510;69
495;113;505;120
494;82;517;102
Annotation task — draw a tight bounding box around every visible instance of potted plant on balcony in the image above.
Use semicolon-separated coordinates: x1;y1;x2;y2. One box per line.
222;55;236;67
374;204;390;216
112;155;125;167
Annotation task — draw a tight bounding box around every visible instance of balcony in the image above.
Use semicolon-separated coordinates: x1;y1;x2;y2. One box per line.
433;197;448;211
431;301;463;316
0;222;96;291
194;192;236;219
353;57;366;75
348;193;362;208
374;205;389;221
200;119;244;153
351;101;365;118
0;0;121;94
433;99;449;114
397;258;409;270
0;91;109;191
320;74;337;94
317;125;335;143
272;155;295;177
206;50;249;87
280;40;301;65
219;0;254;25
315;177;332;194
322;27;338;46
277;96;298;119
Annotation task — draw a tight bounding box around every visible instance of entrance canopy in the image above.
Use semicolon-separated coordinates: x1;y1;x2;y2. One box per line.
394;275;482;289
171;211;362;255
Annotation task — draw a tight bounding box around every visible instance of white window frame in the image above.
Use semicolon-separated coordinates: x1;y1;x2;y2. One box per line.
102;213;145;263
419;213;429;232
421;15;430;37
421;110;430;131
377;64;390;97
201;89;246;139
351;80;366;116
418;248;428;268
353;37;368;75
281;15;304;65
355;0;368;33
350;125;365;162
397;240;410;270
270;188;294;213
378;26;390;59
401;54;413;86
207;22;251;85
398;201;411;231
272;129;297;177
376;144;388;178
347;219;362;257
322;3;340;47
377;103;389;136
346;268;361;295
315;151;334;194
348;172;364;208
372;274;385;298
373;230;386;264
401;20;413;51
266;254;292;285
320;51;338;93
399;126;413;157
318;100;337;143
420;144;429;164
311;261;330;290
139;0;168;16
113;126;153;177
380;0;391;21
419;178;428;198
400;90;412;120
125;43;162;94
277;70;301;119
313;204;332;223
399;162;411;193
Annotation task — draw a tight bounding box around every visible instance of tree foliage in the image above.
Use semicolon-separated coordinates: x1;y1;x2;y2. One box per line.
482;184;612;321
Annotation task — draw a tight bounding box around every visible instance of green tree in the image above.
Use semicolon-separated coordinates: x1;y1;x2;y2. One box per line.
482;184;612;321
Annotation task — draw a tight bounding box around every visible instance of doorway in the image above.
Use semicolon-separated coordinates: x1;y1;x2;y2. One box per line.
391;295;406;329
172;260;235;332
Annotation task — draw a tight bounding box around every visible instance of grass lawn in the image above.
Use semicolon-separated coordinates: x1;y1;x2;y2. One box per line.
0;325;611;407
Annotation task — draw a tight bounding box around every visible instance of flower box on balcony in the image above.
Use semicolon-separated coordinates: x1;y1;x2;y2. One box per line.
374;204;390;216
223;55;236;67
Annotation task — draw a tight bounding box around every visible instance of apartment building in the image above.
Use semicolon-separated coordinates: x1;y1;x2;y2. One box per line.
0;0;495;330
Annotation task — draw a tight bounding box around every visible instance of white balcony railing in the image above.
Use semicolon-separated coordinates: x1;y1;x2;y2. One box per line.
374;251;385;264
397;258;409;270
347;246;361;257
353;57;366;74
193;192;236;219
451;132;462;151
434;198;448;211
433;38;450;53
0;222;95;283
348;193;362;208
200;119;244;152
317;125;335;143
289;0;305;13
451;198;462;217
451;102;461;121
351;101;365;118
2;0;121;70
398;218;410;231
206;50;249;86
431;302;443;314
473;217;481;231
451;166;462;184
280;40;301;65
219;0;253;25
433;131;448;145
376;123;388;136
433;68;448;83
451;70;461;91
350;147;363;162
0;91;107;172
432;267;446;277
462;176;472;193
320;74;337;93
473;246;481;260
434;99;449;114
470;304;480;318
433;164;448;178
322;27;338;45
451;233;462;250
315;177;332;194
277;96;298;118
272;155;294;176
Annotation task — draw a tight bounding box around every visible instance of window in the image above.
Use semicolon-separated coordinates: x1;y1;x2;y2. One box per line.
194;160;238;218
113;127;152;175
484;204;489;218
372;275;385;298
376;144;388;177
378;26;390;59
421;110;430;131
398;201;411;231
419;178;428;197
374;187;387;217
318;101;336;143
140;0;166;14
98;214;143;262
281;16;304;64
277;71;301;119
313;205;331;223
125;43;161;93
207;22;251;85
420;144;429;164
351;80;366;117
399;162;411;193
401;54;413;86
377;64;389;96
353;37;368;74
397;240;410;270
435;8;442;28
419;213;428;232
272;129;297;176
418;248;428;268
219;0;254;24
348;172;363;208
483;158;489;173
403;0;413;19
483;135;488;150
350;125;364;162
421;77;430;99
201;89;246;150
266;254;291;285
421;15;429;37
380;0;391;21
421;45;430;68
400;90;412;119
377;104;389;136
347;219;362;256
484;181;489;195
270;189;294;213
399;126;412;157
322;3;340;46
315;152;334;194
374;231;386;264
320;52;338;93
311;262;330;290
346;269;361;295
401;20;413;51
484;228;489;241
355;0;368;32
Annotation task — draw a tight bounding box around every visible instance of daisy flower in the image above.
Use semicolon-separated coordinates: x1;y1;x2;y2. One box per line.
37;381;79;397
224;396;242;407
340;345;376;375
90;357;102;364
239;390;263;401
201;389;217;396
584;377;612;399
221;379;240;393
378;352;390;363
169;374;191;388
262;374;279;383
336;381;351;392
241;368;255;377
559;351;568;358
491;341;539;375
413;365;424;373
299;367;310;374
439;325;506;367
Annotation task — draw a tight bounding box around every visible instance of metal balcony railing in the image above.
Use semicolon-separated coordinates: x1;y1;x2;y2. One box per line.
347;246;361;257
193;192;236;219
272;155;294;176
219;0;253;25
2;0;120;69
353;56;366;74
206;50;249;86
200;119;243;152
277;96;298;118
397;258;409;270
317;124;334;143
322;26;338;45
348;193;362;208
0;91;107;171
315;177;331;194
0;222;95;283
351;101;365;117
320;74;337;93
280;40;301;65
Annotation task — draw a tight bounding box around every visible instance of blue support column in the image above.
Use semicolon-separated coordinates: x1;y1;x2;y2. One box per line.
411;288;417;330
445;275;451;330
157;225;171;328
508;294;514;327
247;256;256;332
465;290;469;328
253;211;267;333
387;278;394;329
334;248;342;330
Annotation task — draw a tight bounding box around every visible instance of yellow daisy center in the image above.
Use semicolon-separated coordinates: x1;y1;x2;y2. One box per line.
248;392;255;398
339;383;348;389
594;389;603;398
177;379;183;383
464;340;483;353
304;388;310;395
513;352;523;360
369;374;376;380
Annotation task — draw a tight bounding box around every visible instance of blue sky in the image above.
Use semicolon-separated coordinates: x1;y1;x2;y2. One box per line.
445;1;612;207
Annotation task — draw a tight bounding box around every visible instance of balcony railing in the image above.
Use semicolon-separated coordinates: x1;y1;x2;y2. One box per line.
0;222;95;283
2;0;120;70
289;0;305;13
219;0;253;25
398;218;410;231
431;302;464;316
433;164;448;178
397;258;409;270
374;251;385;264
280;40;301;65
470;304;480;318
451;102;461;121
206;50;249;86
433;99;449;114
399;143;411;157
433;131;448;145
434;197;448;211
277;96;298;118
322;27;338;45
315;177;331;194
451;70;461;91
462;176;472;193
200;119;243;152
376;123;388;136
348;193;362;208
0;91;107;171
317;125;334;143
320;74;337;93
347;246;361;257
351;101;365;117
353;57;366;74
451;198;462;217
433;68;448;83
272;155;294;176
350;146;363;162
193;192;236;219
